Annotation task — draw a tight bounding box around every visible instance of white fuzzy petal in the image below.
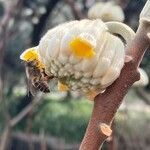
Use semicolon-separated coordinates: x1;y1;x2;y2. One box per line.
101;67;120;86
100;37;125;86
74;71;82;79
46;38;60;59
93;33;116;77
90;78;101;85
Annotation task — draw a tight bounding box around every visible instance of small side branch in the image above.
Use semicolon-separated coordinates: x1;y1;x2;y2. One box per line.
10;93;43;127
0;94;43;149
0;126;11;150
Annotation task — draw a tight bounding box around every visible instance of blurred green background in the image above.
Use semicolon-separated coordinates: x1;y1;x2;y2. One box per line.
0;0;149;150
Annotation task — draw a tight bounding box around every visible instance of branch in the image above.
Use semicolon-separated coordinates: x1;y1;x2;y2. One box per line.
32;0;60;45
80;1;150;149
116;0;130;9
0;0;23;104
0;93;43;150
0;126;11;150
10;93;43;127
65;0;85;20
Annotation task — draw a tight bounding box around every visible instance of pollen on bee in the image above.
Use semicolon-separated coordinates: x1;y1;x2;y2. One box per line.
69;37;95;59
20;48;39;61
20;47;45;69
58;81;69;91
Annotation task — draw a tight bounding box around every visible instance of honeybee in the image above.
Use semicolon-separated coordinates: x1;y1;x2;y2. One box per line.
25;60;53;96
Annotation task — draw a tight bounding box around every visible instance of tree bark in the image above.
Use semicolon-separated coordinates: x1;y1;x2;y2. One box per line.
0;126;11;150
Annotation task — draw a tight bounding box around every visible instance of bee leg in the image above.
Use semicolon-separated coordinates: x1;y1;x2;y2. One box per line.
41;68;54;82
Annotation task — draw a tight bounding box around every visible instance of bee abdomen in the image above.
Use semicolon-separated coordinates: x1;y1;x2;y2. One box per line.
32;79;50;93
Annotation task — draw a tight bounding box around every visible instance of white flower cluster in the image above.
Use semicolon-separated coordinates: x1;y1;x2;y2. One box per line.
88;2;125;22
38;19;134;94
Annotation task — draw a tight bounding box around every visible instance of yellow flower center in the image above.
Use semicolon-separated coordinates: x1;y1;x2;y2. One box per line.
58;81;69;91
69;37;95;59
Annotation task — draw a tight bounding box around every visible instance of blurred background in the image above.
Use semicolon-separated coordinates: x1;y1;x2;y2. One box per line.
0;0;149;150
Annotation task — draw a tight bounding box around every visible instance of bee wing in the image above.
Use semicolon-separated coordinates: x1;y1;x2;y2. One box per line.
27;78;39;96
25;63;39;96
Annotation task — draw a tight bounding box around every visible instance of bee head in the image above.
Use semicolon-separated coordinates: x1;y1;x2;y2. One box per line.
25;60;37;68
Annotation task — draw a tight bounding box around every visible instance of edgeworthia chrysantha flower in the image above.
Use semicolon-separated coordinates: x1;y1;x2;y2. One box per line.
88;2;125;22
20;19;136;99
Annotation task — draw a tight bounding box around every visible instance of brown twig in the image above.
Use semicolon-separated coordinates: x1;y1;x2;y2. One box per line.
116;0;130;9
10;93;43;127
0;93;43;150
32;0;60;45
0;125;11;150
0;0;23;104
65;0;85;20
0;1;24;150
80;1;150;149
